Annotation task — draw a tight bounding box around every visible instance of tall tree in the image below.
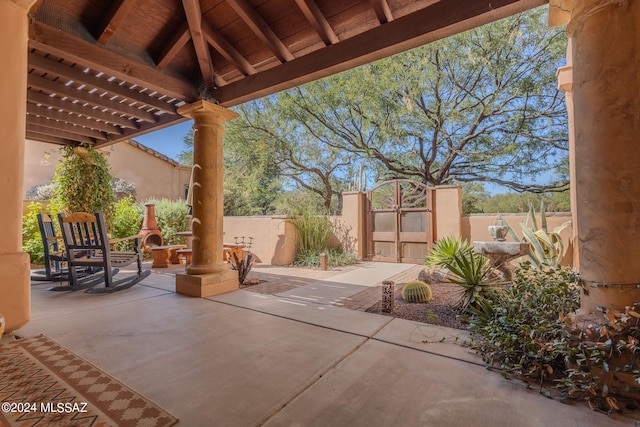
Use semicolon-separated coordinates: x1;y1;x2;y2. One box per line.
275;6;568;194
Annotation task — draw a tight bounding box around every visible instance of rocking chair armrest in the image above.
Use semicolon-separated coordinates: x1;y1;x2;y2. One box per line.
108;233;144;244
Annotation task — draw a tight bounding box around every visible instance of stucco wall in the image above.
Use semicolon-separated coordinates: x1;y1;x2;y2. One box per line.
223;216;296;265
23;139;191;202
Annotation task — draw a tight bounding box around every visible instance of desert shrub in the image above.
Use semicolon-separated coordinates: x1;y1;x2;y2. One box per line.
25;182;56;201
293;248;358;269
402;281;433;303
425;236;475;267
144;198;190;245
111;178;137;201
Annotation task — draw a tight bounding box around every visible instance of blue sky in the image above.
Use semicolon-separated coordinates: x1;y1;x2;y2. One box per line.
133;121;194;161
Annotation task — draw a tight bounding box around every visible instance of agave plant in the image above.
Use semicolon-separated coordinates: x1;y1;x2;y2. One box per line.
425;235;475;267
501;203;571;269
447;250;494;312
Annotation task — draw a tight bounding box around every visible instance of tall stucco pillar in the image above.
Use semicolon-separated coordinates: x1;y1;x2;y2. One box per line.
341;192;366;259
566;0;640;313
175;100;239;297
0;0;36;332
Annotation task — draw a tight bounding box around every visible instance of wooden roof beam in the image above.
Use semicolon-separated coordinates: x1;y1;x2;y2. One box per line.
295;0;339;46
226;0;294;63
29;20;199;101
27;114;109;140
202;21;256;76
29;53;177;114
26;130;73;146
26;102;125;135
156;23;191;69
369;0;394;24
181;0;225;89
28;74;159;123
96;0;139;45
214;0;546;106
27;91;138;129
27;123;97;144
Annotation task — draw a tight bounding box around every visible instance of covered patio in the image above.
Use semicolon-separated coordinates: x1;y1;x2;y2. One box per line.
1;0;640;422
15;262;630;425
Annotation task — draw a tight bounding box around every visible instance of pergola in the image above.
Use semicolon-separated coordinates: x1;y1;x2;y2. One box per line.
2;0;638;330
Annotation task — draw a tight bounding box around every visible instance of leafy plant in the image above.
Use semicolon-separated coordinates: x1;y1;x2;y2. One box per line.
53;145;114;216
287;209;334;256
401;281;433;303
501;203;571;269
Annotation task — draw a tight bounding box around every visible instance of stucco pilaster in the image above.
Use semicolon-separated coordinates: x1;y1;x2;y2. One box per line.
0;0;36;332
175;100;239;297
566;0;640;313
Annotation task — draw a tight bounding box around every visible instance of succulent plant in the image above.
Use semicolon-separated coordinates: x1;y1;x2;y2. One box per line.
401;280;433;303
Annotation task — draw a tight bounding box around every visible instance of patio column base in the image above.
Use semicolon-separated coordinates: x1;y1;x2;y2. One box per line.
175;269;238;298
0;252;30;331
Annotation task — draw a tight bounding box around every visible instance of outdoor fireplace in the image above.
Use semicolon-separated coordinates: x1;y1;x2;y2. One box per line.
140;203;163;252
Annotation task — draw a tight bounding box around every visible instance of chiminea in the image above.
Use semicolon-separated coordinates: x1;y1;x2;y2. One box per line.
140;203;163;252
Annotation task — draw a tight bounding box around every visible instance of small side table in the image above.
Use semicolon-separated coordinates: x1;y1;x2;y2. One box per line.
151;245;187;268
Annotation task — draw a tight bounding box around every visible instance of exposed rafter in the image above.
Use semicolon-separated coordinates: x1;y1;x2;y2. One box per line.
202;21;256;76
26;103;124;135
181;0;224;89
226;0;295;63
156;23;191;69
295;0;339;46
96;0;139;45
370;0;394;24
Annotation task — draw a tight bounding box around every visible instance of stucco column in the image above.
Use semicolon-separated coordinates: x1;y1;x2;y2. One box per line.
566;0;640;313
175;100;239;297
0;0;36;332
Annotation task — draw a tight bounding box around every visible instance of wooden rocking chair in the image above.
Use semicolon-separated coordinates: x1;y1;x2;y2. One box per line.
58;212;150;293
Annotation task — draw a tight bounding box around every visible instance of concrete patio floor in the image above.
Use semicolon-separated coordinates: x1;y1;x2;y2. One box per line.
13;262;635;426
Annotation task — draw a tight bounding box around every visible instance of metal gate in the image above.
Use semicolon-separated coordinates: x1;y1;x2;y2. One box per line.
366;179;433;264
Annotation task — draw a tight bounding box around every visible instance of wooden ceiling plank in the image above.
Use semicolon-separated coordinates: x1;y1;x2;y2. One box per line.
28;114;109;140
27;123;96;144
26;103;124;135
26;131;72;146
202;21;256;76
27;91;138;130
226;0;295;63
214;0;546;106
156;23;191;69
28;73;158;123
97;0;140;45
295;0;339;45
369;0;394;24
29;20;199;101
29;53;177;114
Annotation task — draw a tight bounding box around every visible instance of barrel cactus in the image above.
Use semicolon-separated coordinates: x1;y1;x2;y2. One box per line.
401;280;433;303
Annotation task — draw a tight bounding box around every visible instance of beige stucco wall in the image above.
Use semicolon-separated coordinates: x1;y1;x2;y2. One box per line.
23;139;191;202
434;185;462;241
223;216;296;265
341;192;366;258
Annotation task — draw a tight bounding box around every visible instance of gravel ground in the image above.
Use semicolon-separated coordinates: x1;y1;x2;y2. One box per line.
366;281;467;330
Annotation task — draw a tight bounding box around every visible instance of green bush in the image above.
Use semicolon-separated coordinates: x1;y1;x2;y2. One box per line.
425;236;475;267
469;262;580;384
111;197;143;251
144;198;190;245
287;209;334;255
22;202;46;265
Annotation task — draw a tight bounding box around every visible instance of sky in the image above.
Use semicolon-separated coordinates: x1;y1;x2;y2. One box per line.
133;121;194;162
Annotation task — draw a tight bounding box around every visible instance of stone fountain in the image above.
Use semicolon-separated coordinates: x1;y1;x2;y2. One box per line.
474;216;529;279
